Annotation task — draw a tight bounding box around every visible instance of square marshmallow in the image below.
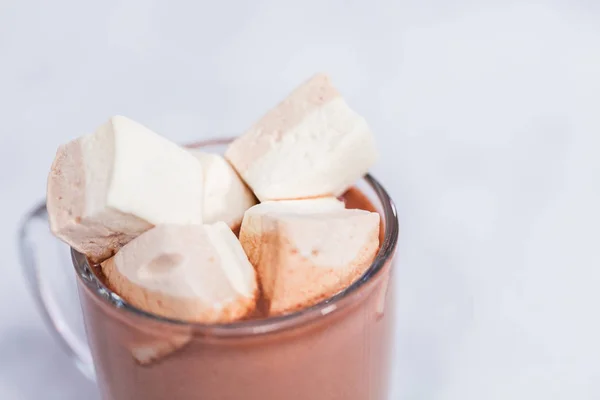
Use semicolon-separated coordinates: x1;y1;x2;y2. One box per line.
225;74;378;201
239;198;380;315
188;150;256;231
47;116;204;262
102;222;258;323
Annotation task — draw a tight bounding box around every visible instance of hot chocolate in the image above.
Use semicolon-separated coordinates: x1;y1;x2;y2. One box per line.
78;187;394;400
45;74;396;400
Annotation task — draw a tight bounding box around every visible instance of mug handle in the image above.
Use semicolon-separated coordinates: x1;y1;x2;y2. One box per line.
18;201;96;381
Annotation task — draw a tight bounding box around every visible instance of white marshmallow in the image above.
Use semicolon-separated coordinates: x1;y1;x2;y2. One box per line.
239;199;380;315
188;150;256;230
240;197;345;263
102;222;258;323
130;331;191;365
225;73;378;201
47;116;204;262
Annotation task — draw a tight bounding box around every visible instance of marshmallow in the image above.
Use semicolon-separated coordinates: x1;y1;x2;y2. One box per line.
240;197;345;263
101;223;258;323
188;150;257;232
47;116;204;262
130;331;192;366
239;199;380;315
225;73;378;201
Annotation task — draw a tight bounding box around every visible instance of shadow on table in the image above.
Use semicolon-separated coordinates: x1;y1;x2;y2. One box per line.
0;327;99;400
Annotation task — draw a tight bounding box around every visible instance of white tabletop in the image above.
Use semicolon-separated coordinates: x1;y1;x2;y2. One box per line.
2;1;600;399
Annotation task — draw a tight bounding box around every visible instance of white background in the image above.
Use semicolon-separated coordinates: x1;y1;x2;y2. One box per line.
1;0;600;399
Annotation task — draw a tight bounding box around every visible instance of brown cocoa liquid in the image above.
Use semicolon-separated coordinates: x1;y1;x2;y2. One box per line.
79;187;395;400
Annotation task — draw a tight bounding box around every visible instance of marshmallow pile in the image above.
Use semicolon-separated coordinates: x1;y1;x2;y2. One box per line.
47;73;380;328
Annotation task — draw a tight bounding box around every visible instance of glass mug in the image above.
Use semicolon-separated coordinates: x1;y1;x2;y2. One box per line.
18;138;399;400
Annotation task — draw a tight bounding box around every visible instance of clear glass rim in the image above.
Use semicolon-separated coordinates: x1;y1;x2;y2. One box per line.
72;137;399;337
